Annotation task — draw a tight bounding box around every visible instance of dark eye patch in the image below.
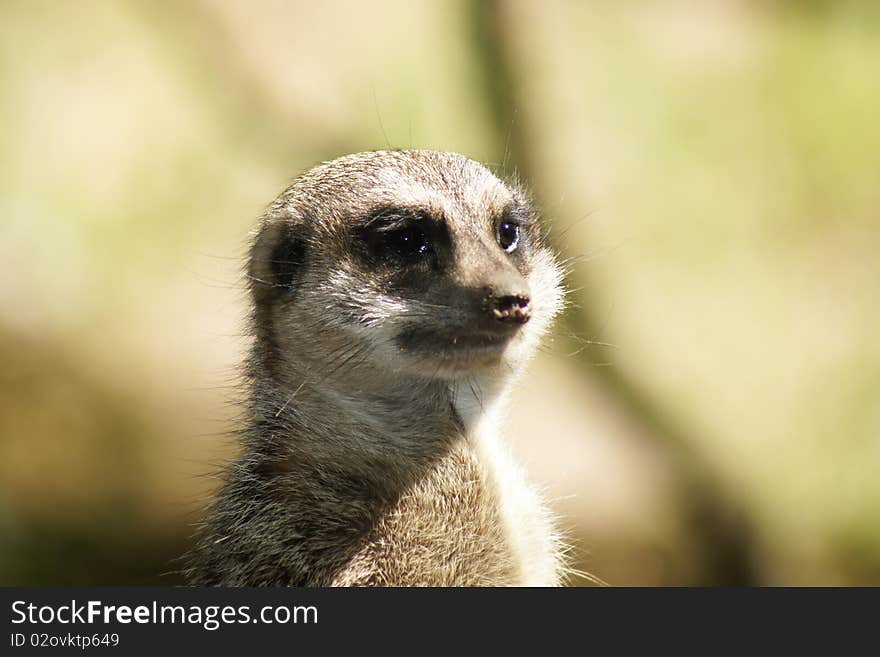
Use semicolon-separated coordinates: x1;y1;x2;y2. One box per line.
355;206;443;265
268;229;307;292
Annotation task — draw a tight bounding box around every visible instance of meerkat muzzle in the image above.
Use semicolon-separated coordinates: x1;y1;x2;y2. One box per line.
481;282;532;329
488;293;531;325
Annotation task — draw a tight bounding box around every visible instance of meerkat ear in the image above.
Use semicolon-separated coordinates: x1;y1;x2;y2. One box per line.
249;217;309;304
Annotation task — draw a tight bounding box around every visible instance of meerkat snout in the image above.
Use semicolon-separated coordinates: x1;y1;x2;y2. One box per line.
481;265;532;327
486;291;531;325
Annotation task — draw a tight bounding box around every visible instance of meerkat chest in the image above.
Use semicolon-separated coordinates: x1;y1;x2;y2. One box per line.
450;382;563;586
332;441;560;587
470;431;561;587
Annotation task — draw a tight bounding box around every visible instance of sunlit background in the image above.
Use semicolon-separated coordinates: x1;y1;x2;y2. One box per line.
1;0;878;586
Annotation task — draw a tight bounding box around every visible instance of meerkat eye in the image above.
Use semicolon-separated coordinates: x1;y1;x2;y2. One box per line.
498;220;520;253
386;224;430;258
356;207;441;265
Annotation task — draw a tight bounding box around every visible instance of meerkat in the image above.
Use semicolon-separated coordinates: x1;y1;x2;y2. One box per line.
184;150;566;586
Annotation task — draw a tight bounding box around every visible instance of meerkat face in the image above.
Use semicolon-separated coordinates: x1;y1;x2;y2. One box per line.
250;151;563;383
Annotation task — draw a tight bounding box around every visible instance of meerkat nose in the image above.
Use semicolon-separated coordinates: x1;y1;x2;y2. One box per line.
485;290;531;325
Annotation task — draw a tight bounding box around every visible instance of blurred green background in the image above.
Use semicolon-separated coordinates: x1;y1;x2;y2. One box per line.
1;0;878;586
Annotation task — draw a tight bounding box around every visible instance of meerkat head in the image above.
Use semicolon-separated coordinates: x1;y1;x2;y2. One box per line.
249;150;563;387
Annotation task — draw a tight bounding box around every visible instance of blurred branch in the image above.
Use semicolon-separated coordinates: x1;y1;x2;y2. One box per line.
470;0;760;585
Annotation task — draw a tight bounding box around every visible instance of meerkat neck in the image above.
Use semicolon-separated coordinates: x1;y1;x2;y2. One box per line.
246;356;469;490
